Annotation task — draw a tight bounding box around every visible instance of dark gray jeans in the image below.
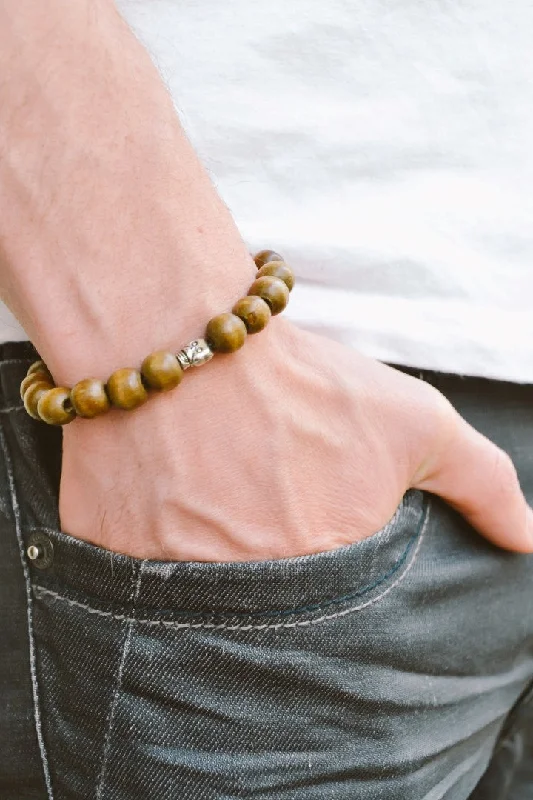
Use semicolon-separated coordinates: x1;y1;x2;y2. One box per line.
1;340;533;799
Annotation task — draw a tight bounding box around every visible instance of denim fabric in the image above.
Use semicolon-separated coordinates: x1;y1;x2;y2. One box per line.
1;340;533;799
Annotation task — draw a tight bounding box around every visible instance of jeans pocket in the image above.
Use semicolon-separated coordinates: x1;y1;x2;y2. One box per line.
21;489;429;799
27;487;428;625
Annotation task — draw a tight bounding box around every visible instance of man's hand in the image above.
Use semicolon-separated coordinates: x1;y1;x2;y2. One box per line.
59;316;533;561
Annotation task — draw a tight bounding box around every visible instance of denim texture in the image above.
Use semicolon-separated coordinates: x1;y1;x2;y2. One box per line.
1;340;533;799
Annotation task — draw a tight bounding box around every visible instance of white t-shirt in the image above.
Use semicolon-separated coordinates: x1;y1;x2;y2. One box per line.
2;0;532;383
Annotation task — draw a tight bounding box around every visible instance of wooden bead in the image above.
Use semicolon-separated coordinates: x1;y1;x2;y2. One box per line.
256;260;295;291
106;368;148;410
36;387;76;426
141;350;184;391
205;313;247;353
232;296;271;334
248;276;290;315
20;371;53;400
27;360;50;377
70;379;111;419
23;381;53;420
254;250;284;269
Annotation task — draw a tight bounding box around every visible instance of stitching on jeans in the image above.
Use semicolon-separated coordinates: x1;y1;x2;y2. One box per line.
0;358;34;365
148;526;419;619
26;493;428;620
29;527;420;620
0;423;55;799
95;562;144;799
0;405;24;414
32;497;430;630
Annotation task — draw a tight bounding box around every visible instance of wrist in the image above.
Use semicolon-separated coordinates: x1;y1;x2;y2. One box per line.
35;219;257;387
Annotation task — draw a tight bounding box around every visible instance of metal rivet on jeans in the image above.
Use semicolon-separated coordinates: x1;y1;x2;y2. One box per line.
26;532;54;570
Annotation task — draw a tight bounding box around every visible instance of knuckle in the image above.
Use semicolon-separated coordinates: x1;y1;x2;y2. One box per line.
429;385;456;422
418;381;454;420
423;384;460;445
408;386;459;484
492;448;520;499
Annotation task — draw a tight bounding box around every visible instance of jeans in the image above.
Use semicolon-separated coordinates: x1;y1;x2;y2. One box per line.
1;339;533;800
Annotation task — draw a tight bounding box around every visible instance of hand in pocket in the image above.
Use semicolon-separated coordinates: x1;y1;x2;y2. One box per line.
59;317;533;561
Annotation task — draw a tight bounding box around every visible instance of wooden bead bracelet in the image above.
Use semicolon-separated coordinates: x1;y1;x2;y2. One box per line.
20;249;294;426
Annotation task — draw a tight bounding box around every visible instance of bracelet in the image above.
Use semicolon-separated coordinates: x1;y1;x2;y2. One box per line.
20;249;294;426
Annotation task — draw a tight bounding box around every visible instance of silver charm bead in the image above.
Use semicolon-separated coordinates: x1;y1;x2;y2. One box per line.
176;351;190;370
176;338;214;370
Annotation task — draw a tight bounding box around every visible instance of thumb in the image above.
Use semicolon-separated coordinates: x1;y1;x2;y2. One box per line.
411;393;533;553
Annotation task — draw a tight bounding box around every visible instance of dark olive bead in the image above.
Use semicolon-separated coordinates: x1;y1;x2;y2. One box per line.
205;313;247;353
20;371;53;400
70;378;111;418
253;250;284;269
248;276;290;315
232;296;271;334
23;381;53;420
256;260;295;291
36;387;76;426
106;368;148;410
141;350;184;391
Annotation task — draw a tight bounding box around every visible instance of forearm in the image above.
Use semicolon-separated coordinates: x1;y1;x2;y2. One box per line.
0;0;254;386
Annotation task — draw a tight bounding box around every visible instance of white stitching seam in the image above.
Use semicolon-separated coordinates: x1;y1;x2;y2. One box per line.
32;498;430;631
95;562;145;799
0;424;54;799
0;405;24;414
